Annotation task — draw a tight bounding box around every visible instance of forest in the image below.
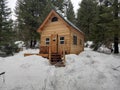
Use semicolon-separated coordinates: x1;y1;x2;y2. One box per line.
0;0;120;55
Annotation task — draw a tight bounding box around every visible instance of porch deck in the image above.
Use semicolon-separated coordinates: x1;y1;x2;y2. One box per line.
24;46;66;67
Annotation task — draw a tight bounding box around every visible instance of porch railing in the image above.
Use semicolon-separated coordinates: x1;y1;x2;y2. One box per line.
39;45;65;64
39;46;49;54
39;46;51;60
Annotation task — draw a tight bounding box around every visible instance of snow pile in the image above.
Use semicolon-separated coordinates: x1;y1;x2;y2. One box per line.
85;41;93;48
98;44;120;54
0;48;120;90
97;45;111;54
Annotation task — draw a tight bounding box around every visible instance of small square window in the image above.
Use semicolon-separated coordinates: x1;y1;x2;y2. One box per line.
60;37;64;44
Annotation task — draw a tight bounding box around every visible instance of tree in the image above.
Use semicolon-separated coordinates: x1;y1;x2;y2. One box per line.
15;0;48;47
90;0;120;52
91;1;114;50
112;0;120;53
76;0;98;41
66;0;76;23
51;0;64;11
101;0;120;53
51;0;75;23
0;0;13;45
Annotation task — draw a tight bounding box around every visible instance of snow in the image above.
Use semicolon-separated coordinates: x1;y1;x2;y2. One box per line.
85;41;93;48
97;45;111;54
0;48;120;90
14;41;25;48
98;44;120;54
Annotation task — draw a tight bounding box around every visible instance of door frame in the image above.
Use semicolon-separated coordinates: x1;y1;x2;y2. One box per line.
51;34;58;54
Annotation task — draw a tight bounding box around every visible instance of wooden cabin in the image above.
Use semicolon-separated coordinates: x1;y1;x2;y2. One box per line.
37;9;84;65
37;10;84;54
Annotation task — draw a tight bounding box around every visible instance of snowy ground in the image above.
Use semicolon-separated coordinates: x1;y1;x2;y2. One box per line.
0;48;120;90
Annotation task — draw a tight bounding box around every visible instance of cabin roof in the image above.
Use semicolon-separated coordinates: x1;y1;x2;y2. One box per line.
37;9;84;34
55;10;83;34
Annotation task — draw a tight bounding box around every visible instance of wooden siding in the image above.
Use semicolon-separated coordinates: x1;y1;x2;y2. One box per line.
70;27;84;54
38;10;84;55
40;15;71;54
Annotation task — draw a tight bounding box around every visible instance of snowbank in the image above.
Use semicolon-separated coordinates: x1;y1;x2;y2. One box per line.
0;48;120;90
97;45;111;54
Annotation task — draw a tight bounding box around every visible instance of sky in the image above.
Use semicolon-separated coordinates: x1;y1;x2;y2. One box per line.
8;0;82;20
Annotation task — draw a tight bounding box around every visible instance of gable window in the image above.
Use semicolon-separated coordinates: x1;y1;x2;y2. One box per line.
60;37;64;44
51;17;58;22
73;35;77;45
46;38;50;45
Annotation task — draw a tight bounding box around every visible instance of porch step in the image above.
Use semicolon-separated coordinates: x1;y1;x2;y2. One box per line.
50;54;64;67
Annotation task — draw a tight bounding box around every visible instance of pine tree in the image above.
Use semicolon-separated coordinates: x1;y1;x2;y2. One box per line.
51;0;64;11
100;0;120;53
51;0;75;23
112;0;120;53
0;0;13;45
66;0;76;23
76;0;98;41
15;0;48;47
88;0;120;52
91;1;114;50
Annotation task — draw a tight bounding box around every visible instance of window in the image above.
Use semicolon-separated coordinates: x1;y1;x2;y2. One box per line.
51;17;58;22
80;39;82;45
46;38;50;45
60;37;64;44
73;35;77;45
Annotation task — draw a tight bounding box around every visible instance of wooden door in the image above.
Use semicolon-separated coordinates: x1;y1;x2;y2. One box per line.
51;34;58;54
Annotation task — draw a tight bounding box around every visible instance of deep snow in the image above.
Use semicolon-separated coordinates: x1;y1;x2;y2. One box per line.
0;48;120;90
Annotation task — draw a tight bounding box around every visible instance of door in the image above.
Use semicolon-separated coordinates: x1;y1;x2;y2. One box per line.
51;34;58;54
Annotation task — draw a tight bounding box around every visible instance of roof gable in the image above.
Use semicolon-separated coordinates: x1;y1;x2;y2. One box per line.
37;9;84;34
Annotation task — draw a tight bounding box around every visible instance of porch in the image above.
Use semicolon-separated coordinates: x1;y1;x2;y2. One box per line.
24;46;66;67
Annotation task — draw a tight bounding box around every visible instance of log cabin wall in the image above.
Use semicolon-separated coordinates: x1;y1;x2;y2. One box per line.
40;14;71;54
38;10;84;55
70;27;84;54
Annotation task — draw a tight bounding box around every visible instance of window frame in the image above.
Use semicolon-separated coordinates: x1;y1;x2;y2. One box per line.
73;35;77;45
51;17;58;22
60;36;65;44
45;38;50;45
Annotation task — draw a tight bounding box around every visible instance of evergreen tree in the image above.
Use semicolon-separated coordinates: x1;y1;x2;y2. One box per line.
91;1;114;50
15;0;48;47
112;0;120;53
51;0;64;11
89;0;120;52
51;0;75;23
99;0;120;53
76;0;98;41
0;0;13;45
66;0;76;23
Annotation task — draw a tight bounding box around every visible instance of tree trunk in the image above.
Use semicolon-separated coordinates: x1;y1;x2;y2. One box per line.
114;35;119;54
113;0;119;54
